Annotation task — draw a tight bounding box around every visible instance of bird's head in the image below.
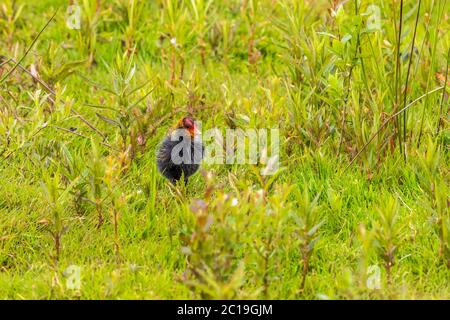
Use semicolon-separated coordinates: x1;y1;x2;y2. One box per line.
176;116;200;137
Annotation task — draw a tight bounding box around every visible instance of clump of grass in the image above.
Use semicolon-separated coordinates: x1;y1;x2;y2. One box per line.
40;172;66;265
180;172;247;299
251;184;292;298
40;170;80;266
89;51;154;158
400;0;422;161
87;140;106;228
0;0;25;49
432;180;450;268
290;188;323;293
104;154;127;263
116;0;146;56
436;48;449;136
77;0;102;67
373;196;404;285
188;0;213;66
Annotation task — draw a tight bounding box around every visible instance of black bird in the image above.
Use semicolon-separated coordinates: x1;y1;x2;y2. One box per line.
157;116;203;184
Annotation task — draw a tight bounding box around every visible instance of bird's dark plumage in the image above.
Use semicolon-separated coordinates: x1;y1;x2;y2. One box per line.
157;117;203;184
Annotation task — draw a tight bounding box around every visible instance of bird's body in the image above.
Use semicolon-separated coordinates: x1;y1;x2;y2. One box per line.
157;117;203;184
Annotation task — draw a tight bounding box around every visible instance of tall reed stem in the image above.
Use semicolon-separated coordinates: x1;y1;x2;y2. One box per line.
394;0;404;154
436;48;449;135
401;0;421;161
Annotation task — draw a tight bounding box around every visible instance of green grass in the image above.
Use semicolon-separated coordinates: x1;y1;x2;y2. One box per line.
0;0;449;299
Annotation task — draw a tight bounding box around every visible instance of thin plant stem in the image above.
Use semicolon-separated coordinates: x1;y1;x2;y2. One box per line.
417;0;445;145
401;0;421;161
436;48;449;135
0;9;58;83
344;86;444;172
393;0;404;153
338;0;361;155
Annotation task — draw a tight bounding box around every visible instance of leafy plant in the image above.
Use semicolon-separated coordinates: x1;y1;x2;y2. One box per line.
290;189;323;292
0;0;25;49
372;196;404;285
86;139;106;228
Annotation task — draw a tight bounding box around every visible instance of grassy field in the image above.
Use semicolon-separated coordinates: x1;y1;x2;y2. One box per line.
0;0;449;299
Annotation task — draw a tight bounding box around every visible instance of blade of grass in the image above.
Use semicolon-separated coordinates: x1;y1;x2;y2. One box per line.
417;0;445;145
1;56;107;140
343;85;444;172
394;0;404;154
337;0;361;155
436;48;449;135
401;0;421;161
0;9;58;83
